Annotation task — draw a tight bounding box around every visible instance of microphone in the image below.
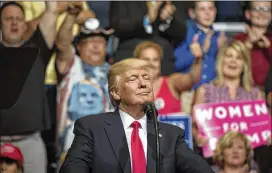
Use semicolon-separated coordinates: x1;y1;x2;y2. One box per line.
142;102;158;120
142;102;160;173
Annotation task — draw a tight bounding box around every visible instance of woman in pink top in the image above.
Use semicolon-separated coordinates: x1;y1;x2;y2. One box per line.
193;40;263;147
134;39;203;115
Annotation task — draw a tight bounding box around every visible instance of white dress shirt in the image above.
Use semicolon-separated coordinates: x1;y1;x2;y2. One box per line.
119;109;147;166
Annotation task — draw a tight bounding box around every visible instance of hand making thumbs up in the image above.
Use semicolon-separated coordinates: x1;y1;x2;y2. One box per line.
190;34;203;59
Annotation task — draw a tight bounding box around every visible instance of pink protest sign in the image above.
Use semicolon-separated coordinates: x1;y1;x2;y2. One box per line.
193;100;271;158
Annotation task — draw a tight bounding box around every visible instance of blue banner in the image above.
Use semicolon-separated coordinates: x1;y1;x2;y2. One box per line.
158;113;193;149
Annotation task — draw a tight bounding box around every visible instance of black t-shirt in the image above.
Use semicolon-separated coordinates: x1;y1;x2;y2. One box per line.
0;27;53;135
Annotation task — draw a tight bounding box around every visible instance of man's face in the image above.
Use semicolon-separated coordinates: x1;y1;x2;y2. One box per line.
114;69;154;107
193;2;216;28
1;5;27;45
246;1;272;28
77;36;106;66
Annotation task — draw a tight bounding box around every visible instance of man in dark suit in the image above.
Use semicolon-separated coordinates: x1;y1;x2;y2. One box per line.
60;58;214;173
110;1;192;76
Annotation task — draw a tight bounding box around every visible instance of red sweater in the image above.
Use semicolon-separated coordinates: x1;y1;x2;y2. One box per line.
234;33;272;87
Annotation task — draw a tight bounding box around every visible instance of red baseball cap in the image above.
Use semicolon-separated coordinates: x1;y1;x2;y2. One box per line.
0;143;24;165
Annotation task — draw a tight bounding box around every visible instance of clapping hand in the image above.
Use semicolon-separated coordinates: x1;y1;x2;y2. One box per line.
217;31;227;48
202;30;214;54
246;25;264;44
245;25;269;48
190;34;203;59
147;1;163;23
160;1;176;21
257;35;271;48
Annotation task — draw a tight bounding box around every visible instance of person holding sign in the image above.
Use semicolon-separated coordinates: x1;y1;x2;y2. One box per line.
134;38;203;115
193;40;272;171
213;131;258;173
193;40;263;148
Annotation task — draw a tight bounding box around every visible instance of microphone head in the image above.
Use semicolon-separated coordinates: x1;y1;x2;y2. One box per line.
142;102;158;120
142;102;154;113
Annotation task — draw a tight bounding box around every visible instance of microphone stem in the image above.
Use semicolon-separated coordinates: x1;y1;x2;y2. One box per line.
153;112;160;173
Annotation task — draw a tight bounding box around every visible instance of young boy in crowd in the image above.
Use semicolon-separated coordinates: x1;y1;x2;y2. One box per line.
234;1;272;88
0;143;24;173
174;1;227;90
174;1;227;113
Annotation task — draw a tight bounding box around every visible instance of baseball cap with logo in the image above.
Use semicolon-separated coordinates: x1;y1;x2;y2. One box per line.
0;143;24;165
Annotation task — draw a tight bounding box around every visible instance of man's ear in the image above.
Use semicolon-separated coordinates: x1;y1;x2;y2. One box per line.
110;89;120;101
245;10;251;21
188;8;195;20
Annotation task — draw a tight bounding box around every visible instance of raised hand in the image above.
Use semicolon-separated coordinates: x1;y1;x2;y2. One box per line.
257;35;271;48
202;30;214;54
56;2;70;14
160;1;176;21
45;1;58;13
217;31;227;48
147;1;163;23
67;2;83;15
246;25;264;44
190;34;203;59
195;134;209;147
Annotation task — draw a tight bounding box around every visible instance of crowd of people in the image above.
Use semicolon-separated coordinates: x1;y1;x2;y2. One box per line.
0;1;271;173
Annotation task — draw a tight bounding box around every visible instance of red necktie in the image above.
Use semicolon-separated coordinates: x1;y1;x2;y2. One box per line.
131;121;146;173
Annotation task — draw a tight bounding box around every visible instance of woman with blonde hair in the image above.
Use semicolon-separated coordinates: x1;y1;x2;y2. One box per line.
192;40;263;147
134;38;203;115
213;131;258;173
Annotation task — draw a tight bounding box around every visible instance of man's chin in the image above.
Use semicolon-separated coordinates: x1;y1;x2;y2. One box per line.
139;97;154;104
88;56;104;65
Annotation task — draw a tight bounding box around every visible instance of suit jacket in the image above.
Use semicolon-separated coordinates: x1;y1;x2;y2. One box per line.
109;1;192;76
60;110;214;173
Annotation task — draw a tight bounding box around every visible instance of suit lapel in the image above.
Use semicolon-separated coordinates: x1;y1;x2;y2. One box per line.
104;110;131;173
146;120;166;173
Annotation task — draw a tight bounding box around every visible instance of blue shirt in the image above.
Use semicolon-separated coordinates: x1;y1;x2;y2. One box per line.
174;21;220;89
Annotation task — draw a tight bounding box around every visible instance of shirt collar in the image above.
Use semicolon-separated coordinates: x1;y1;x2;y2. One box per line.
119;109;147;135
191;20;214;34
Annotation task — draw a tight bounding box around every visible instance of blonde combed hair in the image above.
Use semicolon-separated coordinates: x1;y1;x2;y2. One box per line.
213;40;254;92
107;58;152;107
133;41;163;59
213;131;254;169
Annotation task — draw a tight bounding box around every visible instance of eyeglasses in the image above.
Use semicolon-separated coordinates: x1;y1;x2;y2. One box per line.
251;6;272;13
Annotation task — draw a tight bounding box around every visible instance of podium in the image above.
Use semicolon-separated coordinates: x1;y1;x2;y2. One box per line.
0;47;39;109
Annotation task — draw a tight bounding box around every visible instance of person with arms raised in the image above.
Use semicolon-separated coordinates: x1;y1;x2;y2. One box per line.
0;2;58;173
